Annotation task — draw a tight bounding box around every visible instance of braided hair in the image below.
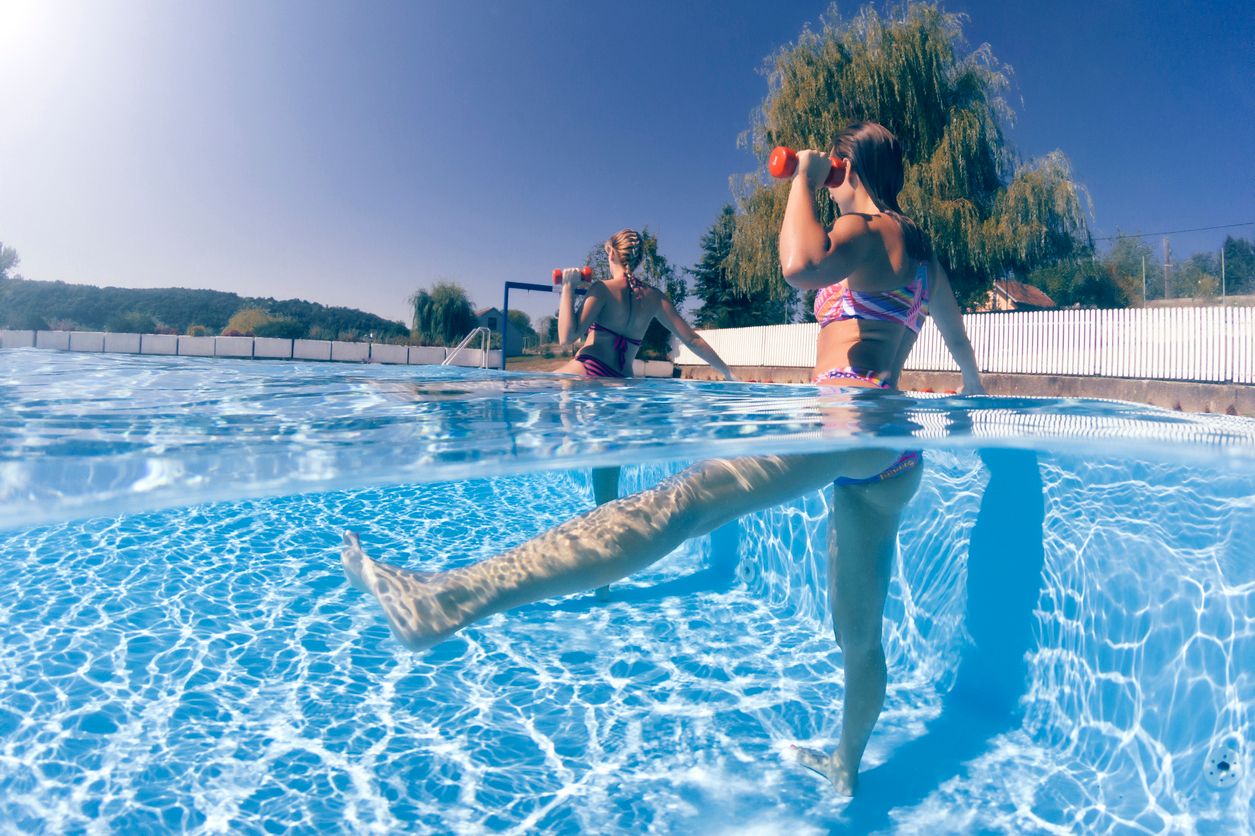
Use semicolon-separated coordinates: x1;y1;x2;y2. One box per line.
606;228;645;322
832;122;932;262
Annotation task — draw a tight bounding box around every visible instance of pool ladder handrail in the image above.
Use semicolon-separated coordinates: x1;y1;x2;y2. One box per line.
441;327;492;367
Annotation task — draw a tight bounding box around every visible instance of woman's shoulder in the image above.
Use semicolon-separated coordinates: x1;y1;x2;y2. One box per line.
857;212;917;259
830;212;877;250
586;280;614;300
833;212;876;234
639;282;671;308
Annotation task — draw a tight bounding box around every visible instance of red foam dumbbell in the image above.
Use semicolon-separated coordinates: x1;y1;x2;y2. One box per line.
553;266;593;285
768;146;847;188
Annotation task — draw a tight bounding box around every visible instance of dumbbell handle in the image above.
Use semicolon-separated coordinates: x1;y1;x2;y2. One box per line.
768;146;846;188
552;266;594;285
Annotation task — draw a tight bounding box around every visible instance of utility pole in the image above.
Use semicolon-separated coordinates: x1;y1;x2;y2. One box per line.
1163;237;1171;300
1141;255;1146;303
1221;245;1226;300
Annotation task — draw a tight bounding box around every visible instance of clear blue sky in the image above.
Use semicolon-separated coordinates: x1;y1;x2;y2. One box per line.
1;1;1251;325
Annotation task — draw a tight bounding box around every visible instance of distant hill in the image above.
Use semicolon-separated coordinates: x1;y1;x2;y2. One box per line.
0;277;410;342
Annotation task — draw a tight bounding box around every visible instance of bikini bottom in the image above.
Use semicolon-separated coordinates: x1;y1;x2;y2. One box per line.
815;366;921;486
574;352;626;378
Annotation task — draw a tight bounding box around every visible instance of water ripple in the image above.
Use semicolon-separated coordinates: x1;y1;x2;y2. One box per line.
0;454;1250;831
4;351;1255;530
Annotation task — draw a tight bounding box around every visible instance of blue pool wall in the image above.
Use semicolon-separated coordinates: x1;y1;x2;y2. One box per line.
698;449;1252;830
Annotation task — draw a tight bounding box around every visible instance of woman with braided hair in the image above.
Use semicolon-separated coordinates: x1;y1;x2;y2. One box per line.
554;228;734;382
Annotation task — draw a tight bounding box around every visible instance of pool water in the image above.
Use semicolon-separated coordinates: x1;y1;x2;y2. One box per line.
1;352;1252;833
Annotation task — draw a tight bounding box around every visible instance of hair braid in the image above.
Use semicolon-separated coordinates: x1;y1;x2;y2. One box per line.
607;228;645;322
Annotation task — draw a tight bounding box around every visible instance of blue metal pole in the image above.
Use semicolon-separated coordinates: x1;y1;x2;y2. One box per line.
500;282;509;370
500;280;579;372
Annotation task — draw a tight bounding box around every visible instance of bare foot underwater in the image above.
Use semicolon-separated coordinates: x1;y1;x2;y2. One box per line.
340;531;479;652
339;450;915;802
791;745;858;796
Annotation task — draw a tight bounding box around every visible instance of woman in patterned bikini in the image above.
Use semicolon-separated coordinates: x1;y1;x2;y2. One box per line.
781;121;983;478
342;123;983;796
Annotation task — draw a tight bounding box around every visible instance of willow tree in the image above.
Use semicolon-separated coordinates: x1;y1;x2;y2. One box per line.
0;242;18;281
729;2;1090;307
409;281;477;346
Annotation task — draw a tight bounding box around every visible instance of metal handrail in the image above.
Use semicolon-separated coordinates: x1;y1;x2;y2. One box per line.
441;326;491;367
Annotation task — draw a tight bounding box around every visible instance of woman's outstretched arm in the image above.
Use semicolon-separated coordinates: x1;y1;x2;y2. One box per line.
656;297;735;381
927;258;985;395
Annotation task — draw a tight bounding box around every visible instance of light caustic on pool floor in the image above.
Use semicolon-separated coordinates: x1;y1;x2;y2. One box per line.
0;453;1251;832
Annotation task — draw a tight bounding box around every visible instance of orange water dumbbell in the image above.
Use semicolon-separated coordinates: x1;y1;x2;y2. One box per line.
552;266;593;285
768;146;847;188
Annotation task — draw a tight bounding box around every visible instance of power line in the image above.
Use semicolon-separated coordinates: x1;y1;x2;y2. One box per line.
1094;222;1254;242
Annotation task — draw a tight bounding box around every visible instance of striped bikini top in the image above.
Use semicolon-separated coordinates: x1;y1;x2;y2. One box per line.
814;261;930;333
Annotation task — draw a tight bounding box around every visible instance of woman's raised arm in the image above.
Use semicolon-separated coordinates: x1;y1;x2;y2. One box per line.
778;151;868;289
557;273;605;347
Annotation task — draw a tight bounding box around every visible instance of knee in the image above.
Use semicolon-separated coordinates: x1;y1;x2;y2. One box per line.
840;636;886;671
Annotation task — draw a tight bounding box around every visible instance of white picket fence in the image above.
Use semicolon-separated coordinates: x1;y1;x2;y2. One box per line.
673;307;1255;385
0;330;680;377
0;330;503;367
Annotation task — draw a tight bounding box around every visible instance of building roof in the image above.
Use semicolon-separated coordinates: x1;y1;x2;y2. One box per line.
475;307;500;317
994;280;1056;308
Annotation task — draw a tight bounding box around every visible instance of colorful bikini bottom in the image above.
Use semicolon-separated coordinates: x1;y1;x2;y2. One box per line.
833;450;922;487
814;366;890;388
816;366;922;485
574;352;626;379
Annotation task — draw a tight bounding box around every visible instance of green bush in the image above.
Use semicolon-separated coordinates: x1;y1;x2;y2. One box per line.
11;312;49;330
105;311;157;333
253;319;307;339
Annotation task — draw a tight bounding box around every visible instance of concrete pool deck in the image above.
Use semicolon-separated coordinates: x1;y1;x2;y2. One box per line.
677;365;1255;417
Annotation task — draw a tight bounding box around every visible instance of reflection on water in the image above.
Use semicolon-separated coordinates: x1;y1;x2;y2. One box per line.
0;453;1250;831
3;351;1255;530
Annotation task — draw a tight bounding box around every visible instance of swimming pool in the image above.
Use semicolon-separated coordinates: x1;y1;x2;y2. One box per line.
1;350;1252;832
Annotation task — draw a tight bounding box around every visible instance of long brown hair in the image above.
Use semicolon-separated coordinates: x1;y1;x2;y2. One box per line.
832;122;932;262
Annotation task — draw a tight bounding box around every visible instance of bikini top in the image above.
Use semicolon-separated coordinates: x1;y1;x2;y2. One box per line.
588;322;641;370
813;261;930;333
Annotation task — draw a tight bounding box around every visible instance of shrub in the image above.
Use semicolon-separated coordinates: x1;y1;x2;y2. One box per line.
222;308;273;336
253;319;306;339
12;312;49;330
106;311;157;333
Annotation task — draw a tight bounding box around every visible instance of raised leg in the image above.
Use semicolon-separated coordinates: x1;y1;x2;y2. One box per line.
343;449;905;651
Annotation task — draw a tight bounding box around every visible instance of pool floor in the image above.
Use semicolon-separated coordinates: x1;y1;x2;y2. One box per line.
0;452;1251;833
